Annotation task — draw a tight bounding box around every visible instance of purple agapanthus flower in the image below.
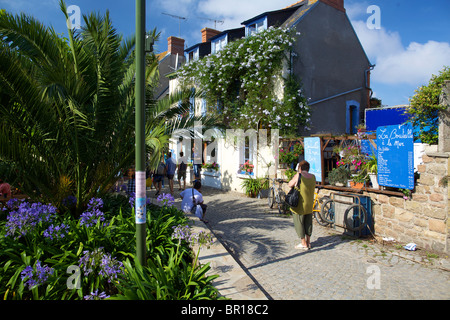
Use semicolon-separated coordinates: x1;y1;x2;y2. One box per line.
171;224;214;248
79;209;105;228
84;289;110;300
5;201;57;239
43;223;70;241
157;193;175;207
87;197;103;210
78;248;124;283
172;225;192;242
1;198;22;211
79;197;106;228
21;260;54;289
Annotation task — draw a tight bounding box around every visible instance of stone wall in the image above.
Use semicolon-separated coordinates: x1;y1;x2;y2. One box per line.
367;152;449;253
317;81;450;254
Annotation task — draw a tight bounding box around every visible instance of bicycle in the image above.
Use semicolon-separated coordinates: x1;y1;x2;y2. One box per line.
312;187;330;226
319;193;368;232
267;178;289;215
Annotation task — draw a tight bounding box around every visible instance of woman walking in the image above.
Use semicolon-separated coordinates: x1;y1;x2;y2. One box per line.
288;160;316;250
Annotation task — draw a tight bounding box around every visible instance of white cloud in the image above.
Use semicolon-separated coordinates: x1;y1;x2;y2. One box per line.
373;41;450;85
351;20;450;86
352;20;403;61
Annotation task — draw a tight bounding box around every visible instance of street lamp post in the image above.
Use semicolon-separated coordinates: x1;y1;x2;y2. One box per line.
135;0;146;266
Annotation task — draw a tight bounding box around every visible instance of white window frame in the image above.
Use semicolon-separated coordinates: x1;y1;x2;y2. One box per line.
201;98;207;117
186;47;199;63
245;17;267;37
239;134;256;169
212;35;228;54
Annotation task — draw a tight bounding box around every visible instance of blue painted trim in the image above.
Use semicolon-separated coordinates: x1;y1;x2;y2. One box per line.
346;100;360;134
245;16;267;37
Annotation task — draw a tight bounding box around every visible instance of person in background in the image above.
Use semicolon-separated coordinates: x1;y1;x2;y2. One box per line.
177;151;187;191
165;152;177;194
153;158;166;197
192;143;201;182
0;178;12;199
179;180;208;223
126;167;135;196
288;160;316;250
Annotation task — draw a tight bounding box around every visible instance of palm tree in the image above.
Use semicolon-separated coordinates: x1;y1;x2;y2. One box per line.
0;1;216;214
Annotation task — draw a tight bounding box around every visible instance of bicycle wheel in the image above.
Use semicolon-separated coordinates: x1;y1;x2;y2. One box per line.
344;204;367;231
277;191;289;215
268;188;275;208
313;197;329;226
320;198;335;224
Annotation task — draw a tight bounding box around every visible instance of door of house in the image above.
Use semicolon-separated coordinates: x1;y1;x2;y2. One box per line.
346;100;360;134
350;105;358;134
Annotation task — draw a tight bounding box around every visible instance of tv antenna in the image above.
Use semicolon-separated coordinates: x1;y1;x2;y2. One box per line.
161;12;187;37
197;16;224;29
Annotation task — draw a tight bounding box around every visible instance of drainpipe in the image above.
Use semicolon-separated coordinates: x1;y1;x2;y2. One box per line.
365;64;376;106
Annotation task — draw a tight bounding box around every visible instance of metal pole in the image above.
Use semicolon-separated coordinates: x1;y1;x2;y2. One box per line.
135;0;147;266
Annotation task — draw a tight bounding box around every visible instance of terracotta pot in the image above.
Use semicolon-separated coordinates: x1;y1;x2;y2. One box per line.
349;181;364;189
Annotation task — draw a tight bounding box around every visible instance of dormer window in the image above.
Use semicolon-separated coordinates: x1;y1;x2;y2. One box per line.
212;35;227;54
186;47;199;63
245;16;267;37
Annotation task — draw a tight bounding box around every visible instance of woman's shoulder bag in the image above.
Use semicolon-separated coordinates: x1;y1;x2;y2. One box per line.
285;174;301;208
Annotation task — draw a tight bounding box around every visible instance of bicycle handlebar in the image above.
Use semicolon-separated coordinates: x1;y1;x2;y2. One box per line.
264;177;286;183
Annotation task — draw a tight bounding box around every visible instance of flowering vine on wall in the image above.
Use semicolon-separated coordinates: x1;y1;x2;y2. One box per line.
177;26;311;136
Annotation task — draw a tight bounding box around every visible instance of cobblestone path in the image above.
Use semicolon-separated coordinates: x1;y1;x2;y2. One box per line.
185;187;450;300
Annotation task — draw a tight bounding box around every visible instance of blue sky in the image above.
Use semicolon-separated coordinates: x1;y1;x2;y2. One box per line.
1;0;449;108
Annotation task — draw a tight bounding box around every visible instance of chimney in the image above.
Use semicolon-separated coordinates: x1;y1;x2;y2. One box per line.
167;36;185;56
318;0;345;12
201;28;221;43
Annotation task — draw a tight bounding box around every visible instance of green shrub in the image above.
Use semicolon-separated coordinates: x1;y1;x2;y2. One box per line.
328;166;351;186
0;195;220;300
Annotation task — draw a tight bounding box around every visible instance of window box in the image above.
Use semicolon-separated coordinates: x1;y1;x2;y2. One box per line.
237;171;254;179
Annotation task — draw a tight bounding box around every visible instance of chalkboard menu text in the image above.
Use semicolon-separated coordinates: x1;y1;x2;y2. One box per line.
304;137;322;182
376;123;414;190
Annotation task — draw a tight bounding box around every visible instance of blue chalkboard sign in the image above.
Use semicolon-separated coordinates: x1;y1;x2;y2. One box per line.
376;123;414;190
361;140;375;156
304;137;322;182
366;106;410;131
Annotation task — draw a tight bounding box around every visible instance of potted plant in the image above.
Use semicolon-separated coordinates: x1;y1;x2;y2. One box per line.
203;162;219;172
241;177;262;198
279;143;303;168
336;145;366;174
257;178;270;199
362;154;378;189
239;161;254;175
356;124;369;139
349;171;367;189
328;166;351;187
356;123;367;133
332;145;344;158
279;147;292;168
